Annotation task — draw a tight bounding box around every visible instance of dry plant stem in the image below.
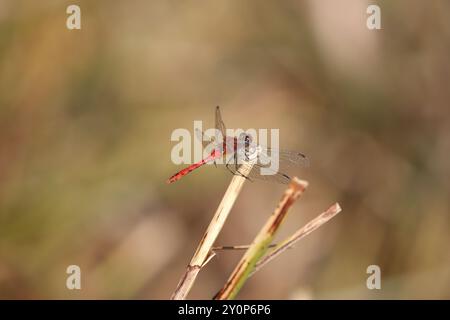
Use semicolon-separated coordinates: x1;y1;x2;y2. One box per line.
212;244;277;251
251;202;342;276
214;177;308;300
170;162;254;300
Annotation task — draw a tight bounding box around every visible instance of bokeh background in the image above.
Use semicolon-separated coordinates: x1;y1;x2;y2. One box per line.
1;0;450;299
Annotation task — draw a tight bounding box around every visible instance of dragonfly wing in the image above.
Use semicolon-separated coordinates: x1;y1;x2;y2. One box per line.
232;145;309;184
262;147;310;167
237;161;291;184
215;106;227;138
195;128;216;149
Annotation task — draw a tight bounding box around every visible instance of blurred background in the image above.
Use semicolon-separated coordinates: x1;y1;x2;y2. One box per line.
1;0;450;299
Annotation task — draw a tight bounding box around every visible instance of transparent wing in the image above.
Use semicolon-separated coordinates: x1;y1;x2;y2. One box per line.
261;147;310;167
230;146;308;184
195;128;215;149
215;106;227;138
195;128;222;162
237;161;292;184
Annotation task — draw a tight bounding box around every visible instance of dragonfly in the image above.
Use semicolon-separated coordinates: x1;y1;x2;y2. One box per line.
167;106;309;184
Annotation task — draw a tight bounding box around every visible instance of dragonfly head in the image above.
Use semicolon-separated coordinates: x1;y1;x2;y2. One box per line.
237;132;252;147
237;132;258;161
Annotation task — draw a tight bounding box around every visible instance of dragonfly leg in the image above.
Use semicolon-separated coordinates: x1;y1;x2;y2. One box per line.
234;153;239;173
225;157;238;175
235;153;254;182
225;156;251;181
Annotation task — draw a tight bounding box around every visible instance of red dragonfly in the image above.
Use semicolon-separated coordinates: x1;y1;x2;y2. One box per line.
167;106;308;184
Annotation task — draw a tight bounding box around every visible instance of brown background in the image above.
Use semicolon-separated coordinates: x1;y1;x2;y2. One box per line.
1;0;449;299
